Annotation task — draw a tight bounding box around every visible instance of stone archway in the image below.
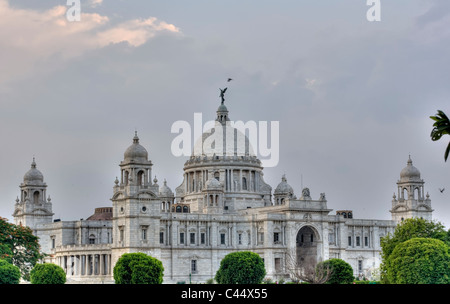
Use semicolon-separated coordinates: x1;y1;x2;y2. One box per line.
296;226;318;266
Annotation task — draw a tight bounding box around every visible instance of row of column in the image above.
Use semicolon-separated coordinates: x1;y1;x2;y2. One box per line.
184;169;259;193
57;253;112;277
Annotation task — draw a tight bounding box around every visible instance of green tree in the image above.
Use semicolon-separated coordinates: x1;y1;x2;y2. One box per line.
430;110;450;161
215;251;266;284
30;263;66;284
0;259;21;284
0;217;45;280
113;252;164;284
380;218;449;283
318;259;354;284
385;237;450;284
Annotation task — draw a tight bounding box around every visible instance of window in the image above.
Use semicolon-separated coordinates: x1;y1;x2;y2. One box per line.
275;258;281;272
190;233;195;244
180;232;185;244
160;232;164;244
89;234;95;244
220;233;226;245
201;233;205;244
364;236;368;247
348;236;352;246
191;260;197;273
242;177;247;190
142;227;148;240
51;237;55;249
238;233;242;245
356;236;360;246
273;232;280;244
120;228;124;242
358;260;363;273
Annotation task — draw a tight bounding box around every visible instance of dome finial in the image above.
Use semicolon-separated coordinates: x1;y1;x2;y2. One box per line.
133;130;139;143
31;157;36;168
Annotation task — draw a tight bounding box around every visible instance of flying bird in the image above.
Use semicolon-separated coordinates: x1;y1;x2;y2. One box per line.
439;188;445;193
227;78;233;82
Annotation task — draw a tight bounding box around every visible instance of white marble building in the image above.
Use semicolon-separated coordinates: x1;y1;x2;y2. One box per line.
11;102;433;283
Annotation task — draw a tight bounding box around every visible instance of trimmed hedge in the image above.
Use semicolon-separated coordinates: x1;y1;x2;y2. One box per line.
0;259;21;284
113;252;164;284
215;251;266;284
318;258;354;284
386;237;450;284
30;263;66;284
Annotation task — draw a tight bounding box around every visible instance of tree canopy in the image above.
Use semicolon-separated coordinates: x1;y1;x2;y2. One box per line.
380;218;450;283
113;252;164;284
385;237;450;284
215;251;266;284
0;217;45;280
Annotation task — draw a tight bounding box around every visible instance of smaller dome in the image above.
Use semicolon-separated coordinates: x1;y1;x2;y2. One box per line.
217;103;228;112
159;179;174;197
86;207;113;221
274;175;294;195
205;177;222;190
23;158;44;184
124;132;148;162
400;156;421;181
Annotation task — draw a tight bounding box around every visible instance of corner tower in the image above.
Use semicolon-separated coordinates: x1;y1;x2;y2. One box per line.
13;158;53;229
390;156;433;222
111;132;162;265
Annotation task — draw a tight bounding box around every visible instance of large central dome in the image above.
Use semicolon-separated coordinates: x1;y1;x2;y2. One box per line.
191;103;257;159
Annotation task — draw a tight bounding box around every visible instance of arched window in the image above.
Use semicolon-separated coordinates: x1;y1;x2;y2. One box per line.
242;177;247;190
124;171;129;185
414;187;420;200
403;188;408;200
137;171;144;186
176;206;182;213
33;191;40;204
214;172;220;181
89;234;96;244
183;206;189;213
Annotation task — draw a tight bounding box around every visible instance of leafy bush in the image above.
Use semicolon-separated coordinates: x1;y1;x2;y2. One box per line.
380;218;450;283
113;252;164;284
215;251;266;284
30;263;66;284
0;259;21;284
318;258;354;284
386;237;450;284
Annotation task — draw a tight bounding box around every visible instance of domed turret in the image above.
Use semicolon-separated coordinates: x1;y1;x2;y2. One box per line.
124;131;148;163
23;158;44;184
159;179;174;197
205;177;223;190
274;174;295;205
274;174;294;195
400;156;421;181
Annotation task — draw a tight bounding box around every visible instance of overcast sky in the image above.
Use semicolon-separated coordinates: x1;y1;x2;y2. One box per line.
1;0;449;228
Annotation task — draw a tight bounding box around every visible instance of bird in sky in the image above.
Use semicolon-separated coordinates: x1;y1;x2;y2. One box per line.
439;188;445;193
227;78;233;82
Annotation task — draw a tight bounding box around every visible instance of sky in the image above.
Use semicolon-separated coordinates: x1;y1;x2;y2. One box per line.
1;0;450;228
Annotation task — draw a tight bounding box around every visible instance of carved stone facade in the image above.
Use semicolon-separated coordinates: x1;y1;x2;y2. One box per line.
11;104;433;283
